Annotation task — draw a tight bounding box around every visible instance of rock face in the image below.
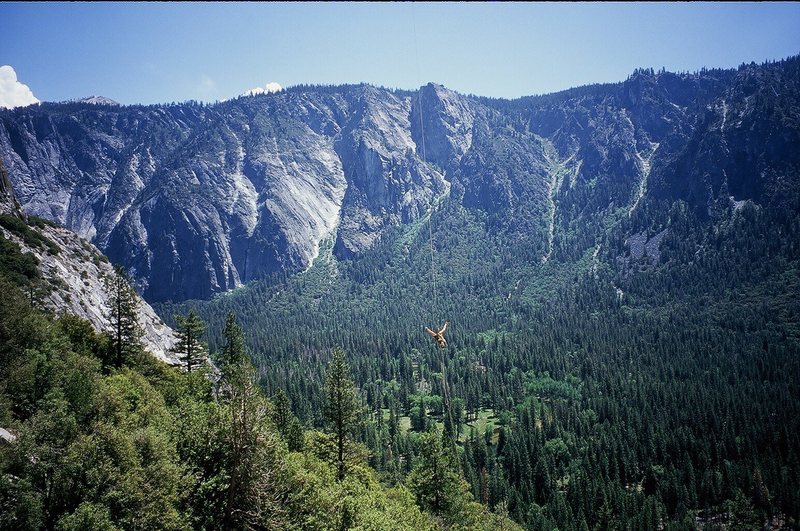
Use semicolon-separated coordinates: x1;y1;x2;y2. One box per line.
74;96;120;106
0;160;179;363
0;156;23;217
1;58;798;302
0;87;453;301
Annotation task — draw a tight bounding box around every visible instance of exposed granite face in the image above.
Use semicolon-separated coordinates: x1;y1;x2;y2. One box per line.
1;58;797;302
412;83;475;171
0;163;179;363
624;228;669;266
0;163;21;218
333;86;449;258
0;87;454;301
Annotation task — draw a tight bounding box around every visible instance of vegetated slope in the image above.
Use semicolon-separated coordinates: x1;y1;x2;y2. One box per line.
0;250;520;531
160;57;800;529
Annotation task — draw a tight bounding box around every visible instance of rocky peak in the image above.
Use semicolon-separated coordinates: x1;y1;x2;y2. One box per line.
75;96;121;106
1;58;797;303
333;85;448;257
412;83;476;171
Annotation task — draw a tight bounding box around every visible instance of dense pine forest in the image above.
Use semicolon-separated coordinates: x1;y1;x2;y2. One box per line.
157;180;799;529
163;58;796;529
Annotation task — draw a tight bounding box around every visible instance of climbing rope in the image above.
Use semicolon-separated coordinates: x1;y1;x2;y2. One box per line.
411;4;438;323
428;196;438;317
412;4;455;441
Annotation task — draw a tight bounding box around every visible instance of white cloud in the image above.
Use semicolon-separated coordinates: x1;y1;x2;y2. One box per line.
264;82;282;93
242;81;282;97
0;65;40;109
196;74;217;99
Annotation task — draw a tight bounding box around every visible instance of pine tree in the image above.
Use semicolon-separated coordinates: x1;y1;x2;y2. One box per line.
219;312;246;386
172;308;206;372
324;347;360;481
284;416;304;452
408;428;470;520
272;388;291;435
411;399;428;432
752;468;772;519
219;318;285;528
103;265;142;368
271;388;303;451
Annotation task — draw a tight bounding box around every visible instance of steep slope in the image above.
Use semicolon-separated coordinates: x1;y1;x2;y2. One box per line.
2;58;799;529
0;159;178;363
0;87;450;301
151;60;800;531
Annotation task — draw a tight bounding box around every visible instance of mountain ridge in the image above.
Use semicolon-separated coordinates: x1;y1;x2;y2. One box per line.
1;56;799;529
1;56;797;302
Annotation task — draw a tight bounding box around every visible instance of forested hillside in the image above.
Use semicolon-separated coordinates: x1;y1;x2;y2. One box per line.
161;177;799;529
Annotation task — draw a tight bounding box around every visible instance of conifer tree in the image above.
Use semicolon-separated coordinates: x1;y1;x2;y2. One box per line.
284;416;304;452
172;308;206;372
220;312;246;380
408;428;470;520
103;265;142;368
271;388;303;451
272;388;291;434
324;347;360;481
219;311;285;528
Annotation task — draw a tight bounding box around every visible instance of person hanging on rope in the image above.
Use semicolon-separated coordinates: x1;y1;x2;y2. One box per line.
425;321;449;348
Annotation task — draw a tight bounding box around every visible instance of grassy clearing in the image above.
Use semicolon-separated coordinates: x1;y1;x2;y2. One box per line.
462;409;499;443
381;407;499;444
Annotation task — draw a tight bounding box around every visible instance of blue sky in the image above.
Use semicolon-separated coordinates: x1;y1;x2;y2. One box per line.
1;2;799;105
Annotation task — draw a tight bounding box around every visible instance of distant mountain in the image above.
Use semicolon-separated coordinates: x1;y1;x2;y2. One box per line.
74;95;120;106
0;58;798;303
